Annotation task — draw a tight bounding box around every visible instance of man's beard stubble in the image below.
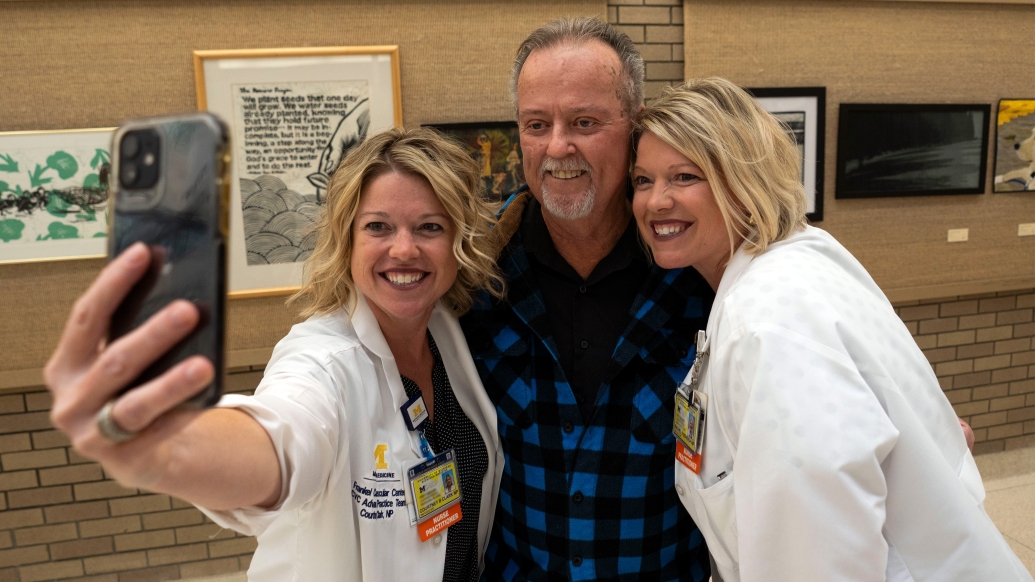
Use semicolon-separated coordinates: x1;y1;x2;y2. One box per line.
539;156;595;221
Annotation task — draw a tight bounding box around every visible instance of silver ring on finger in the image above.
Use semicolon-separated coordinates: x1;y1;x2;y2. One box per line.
95;400;138;442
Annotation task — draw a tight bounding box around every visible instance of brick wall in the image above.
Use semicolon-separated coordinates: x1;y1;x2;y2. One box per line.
0;371;263;582
607;0;684;99
3;290;1030;581
894;288;1035;454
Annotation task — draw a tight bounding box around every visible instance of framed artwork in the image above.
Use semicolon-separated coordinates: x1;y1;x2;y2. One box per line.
194;46;402;297
836;103;991;198
993;99;1035;193
0;128;113;264
748;87;825;222
424;121;525;200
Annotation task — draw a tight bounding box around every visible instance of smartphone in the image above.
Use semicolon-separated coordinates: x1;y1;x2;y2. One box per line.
107;112;230;408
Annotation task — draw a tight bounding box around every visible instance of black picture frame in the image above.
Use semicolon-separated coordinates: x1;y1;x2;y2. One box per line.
747;87;826;223
423;121;525;200
835;103;991;198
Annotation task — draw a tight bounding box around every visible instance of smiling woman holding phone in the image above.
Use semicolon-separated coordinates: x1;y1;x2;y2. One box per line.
44;127;506;582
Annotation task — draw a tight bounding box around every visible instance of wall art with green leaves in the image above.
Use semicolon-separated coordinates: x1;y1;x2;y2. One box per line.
0;128;113;263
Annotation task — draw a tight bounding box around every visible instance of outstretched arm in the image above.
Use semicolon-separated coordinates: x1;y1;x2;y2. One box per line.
45;243;281;510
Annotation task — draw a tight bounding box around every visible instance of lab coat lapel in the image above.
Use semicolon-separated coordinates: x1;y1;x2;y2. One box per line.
350;293;422;458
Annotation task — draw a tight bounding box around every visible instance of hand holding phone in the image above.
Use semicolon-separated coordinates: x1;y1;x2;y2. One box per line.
44;112;229;478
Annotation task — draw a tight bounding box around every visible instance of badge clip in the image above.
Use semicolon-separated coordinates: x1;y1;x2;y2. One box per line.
401;393;429;432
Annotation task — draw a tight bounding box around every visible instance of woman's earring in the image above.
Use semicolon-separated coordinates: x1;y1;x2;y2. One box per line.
747;214;756;226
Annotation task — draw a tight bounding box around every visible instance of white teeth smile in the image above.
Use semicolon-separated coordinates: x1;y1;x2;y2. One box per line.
550;170;584;179
654;224;687;236
385;272;425;285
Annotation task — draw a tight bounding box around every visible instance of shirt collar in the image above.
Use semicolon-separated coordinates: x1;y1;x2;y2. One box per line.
522;197;646;285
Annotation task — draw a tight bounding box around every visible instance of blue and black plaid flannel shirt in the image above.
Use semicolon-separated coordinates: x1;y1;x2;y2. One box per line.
461;190;713;581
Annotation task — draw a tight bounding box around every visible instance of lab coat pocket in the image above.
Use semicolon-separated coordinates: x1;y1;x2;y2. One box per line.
691;471;739;574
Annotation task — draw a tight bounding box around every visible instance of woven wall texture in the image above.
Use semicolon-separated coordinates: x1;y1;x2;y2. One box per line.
0;0;606;378
681;0;1035;297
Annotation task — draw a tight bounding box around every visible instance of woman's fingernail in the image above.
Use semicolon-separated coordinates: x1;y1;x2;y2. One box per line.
169;302;194;327
126;243;149;266
186;359;210;382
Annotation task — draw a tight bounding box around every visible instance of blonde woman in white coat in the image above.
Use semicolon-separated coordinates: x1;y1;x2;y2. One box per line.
630;78;1032;582
44;128;506;581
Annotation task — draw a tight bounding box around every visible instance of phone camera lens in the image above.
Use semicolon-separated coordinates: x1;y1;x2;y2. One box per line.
118;128;159;190
120;163;138;186
121;134;140;158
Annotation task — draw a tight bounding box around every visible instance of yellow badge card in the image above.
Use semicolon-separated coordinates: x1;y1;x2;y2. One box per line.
407;448;462;525
674;387;707;474
673;387;696;450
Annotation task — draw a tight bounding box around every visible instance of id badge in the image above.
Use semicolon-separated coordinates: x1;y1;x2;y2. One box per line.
674;388;708;474
407;448;463;542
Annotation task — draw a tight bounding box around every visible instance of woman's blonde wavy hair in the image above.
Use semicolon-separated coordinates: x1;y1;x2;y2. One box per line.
289;127;505;318
635;77;808;259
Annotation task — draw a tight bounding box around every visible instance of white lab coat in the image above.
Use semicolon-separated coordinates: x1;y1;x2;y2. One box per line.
199;294;503;582
675;226;1032;582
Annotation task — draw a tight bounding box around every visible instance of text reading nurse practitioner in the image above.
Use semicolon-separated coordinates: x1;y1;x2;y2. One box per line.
44;128;506;581
630;78;1032;582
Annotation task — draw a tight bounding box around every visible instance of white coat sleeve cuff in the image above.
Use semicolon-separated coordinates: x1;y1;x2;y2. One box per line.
196;386;341;537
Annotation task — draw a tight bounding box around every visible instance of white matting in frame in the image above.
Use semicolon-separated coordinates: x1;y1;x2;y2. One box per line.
194;46;402;298
0;127;114;264
749;87;826;222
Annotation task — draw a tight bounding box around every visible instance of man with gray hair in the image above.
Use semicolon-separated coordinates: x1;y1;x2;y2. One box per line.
461;17;713;581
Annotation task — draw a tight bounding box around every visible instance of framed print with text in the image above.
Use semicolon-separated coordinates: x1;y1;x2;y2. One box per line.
0;128;113;264
194;46;402;297
748;87;825;222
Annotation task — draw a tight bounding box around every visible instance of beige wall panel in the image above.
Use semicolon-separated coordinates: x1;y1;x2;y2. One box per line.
0;0;605;130
0;0;605;382
682;0;1035;299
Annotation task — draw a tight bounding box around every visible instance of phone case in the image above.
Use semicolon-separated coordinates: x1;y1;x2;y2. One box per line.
108;113;230;408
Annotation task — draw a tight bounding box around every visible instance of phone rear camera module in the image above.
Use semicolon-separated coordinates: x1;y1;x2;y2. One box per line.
119;129;160;190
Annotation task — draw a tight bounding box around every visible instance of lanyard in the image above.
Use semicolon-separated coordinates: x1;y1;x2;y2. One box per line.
416;429;434;461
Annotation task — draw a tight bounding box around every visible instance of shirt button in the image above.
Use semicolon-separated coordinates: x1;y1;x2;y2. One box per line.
675;484;686;496
572;491;584;504
433;534;443;545
580;340;589;349
579;286;587;293
563;422;574;433
572;555;583;567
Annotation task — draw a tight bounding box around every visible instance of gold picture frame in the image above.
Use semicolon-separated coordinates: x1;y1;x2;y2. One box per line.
194;46;402;299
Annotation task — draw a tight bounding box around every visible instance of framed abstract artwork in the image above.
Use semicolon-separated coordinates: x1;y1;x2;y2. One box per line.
748;87;825;222
425;121;525;201
0;127;113;264
836;103;990;198
993;99;1035;193
194;46;402;297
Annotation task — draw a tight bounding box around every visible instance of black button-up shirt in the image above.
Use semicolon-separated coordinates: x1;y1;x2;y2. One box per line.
523;198;650;421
